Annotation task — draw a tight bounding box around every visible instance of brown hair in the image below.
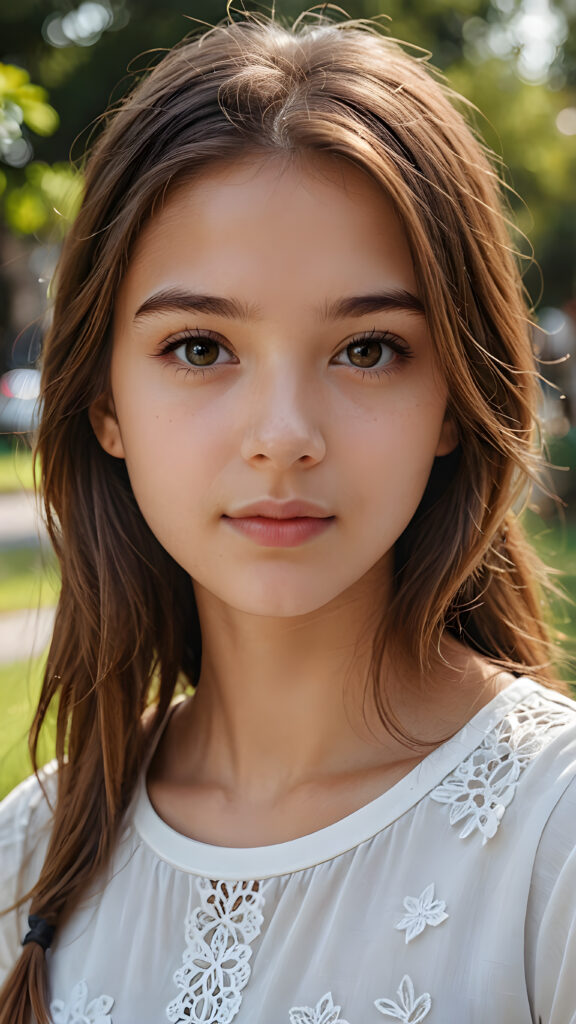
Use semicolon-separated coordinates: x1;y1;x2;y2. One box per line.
1;10;563;1020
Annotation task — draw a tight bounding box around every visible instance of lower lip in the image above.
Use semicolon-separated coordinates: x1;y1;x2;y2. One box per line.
223;516;335;547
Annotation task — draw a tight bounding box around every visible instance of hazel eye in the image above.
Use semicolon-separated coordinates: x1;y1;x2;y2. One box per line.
332;331;413;377
161;331;236;371
179;337;220;366
345;339;393;369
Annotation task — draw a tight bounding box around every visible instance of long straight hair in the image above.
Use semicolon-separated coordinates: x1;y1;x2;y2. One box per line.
1;11;563;1021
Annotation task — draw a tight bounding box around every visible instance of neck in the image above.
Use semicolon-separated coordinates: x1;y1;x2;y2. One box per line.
162;576;505;804
187;570;389;797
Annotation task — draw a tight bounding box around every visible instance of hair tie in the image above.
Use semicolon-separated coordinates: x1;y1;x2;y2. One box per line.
22;914;55;952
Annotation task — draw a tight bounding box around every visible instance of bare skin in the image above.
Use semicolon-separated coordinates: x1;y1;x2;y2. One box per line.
90;153;514;847
147;642;513;847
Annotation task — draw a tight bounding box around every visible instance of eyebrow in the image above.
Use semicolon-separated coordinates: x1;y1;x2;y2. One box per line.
322;290;425;320
132;286;425;322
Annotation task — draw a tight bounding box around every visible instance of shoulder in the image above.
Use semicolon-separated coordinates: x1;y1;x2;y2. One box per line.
515;680;576;781
0;761;57;851
449;677;576;800
516;679;576;858
0;763;57;984
516;681;576;862
495;678;576;773
427;678;576;848
524;759;576;1021
493;679;576;827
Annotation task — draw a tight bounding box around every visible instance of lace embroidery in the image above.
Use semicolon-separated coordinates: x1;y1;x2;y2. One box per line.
395;882;448;943
289;992;351;1024
374;975;431;1022
430;695;572;843
50;980;114;1024
166;878;265;1024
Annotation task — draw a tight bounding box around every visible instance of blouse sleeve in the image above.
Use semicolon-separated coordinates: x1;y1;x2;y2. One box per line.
526;772;576;1024
0;764;56;985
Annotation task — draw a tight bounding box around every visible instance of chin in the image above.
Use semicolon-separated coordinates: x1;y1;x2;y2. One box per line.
229;593;336;619
202;576;349;619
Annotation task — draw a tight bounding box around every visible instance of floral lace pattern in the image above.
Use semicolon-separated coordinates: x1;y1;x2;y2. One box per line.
50;980;114;1024
395;883;448;943
289;992;351;1024
166;878;265;1024
430;695;572;843
374;975;432;1022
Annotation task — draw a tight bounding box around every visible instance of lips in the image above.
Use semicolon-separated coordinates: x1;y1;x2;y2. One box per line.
222;499;335;547
225;499;333;520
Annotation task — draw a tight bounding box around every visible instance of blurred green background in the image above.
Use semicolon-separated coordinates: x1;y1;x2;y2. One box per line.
1;0;575;798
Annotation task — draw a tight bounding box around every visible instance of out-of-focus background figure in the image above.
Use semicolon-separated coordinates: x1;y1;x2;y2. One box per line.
0;0;575;796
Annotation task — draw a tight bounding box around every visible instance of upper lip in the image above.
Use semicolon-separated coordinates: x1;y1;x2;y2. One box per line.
225;499;333;519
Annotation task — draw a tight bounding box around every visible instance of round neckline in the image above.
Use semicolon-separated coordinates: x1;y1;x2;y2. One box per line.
132;676;539;879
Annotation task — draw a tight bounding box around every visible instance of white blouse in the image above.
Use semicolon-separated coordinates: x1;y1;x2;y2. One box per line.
2;676;576;1024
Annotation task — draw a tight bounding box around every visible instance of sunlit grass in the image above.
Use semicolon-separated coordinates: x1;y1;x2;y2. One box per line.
0;443;35;493
0;546;59;612
0;655;55;801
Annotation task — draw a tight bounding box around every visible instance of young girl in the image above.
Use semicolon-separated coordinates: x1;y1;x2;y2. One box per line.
1;11;576;1024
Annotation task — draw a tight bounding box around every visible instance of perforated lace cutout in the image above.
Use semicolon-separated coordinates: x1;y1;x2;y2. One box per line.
166;878;265;1024
395;882;448;943
374;975;432;1022
289;991;351;1023
288;977;432;1024
50;980;114;1023
430;694;572;843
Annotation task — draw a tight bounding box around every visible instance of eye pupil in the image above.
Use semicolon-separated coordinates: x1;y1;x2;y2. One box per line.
348;340;383;368
185;339;218;366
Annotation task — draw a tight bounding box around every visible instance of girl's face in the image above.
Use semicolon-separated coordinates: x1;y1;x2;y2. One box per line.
92;154;456;617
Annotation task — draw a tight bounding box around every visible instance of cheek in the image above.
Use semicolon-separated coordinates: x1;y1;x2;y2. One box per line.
345;396;447;490
120;406;206;499
112;357;221;469
111;380;236;558
336;398;447;554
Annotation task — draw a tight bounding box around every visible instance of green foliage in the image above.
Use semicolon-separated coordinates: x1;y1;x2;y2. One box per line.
4;160;83;237
447;58;575;229
0;62;59;139
0;60;83;240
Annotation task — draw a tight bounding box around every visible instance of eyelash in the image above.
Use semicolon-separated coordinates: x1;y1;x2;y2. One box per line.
156;327;414;380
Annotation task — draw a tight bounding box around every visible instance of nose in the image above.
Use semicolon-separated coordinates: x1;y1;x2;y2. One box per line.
239;363;326;470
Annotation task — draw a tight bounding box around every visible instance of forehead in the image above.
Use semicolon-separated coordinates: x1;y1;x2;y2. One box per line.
118;152;418;318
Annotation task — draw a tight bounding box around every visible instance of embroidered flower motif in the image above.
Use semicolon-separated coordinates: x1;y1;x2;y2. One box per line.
50;980;114;1024
289;991;351;1024
375;975;431;1022
395;882;449;943
430;696;572;843
166;878;265;1024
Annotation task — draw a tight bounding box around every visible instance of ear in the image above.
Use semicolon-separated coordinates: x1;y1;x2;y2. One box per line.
435;413;459;457
88;393;125;459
